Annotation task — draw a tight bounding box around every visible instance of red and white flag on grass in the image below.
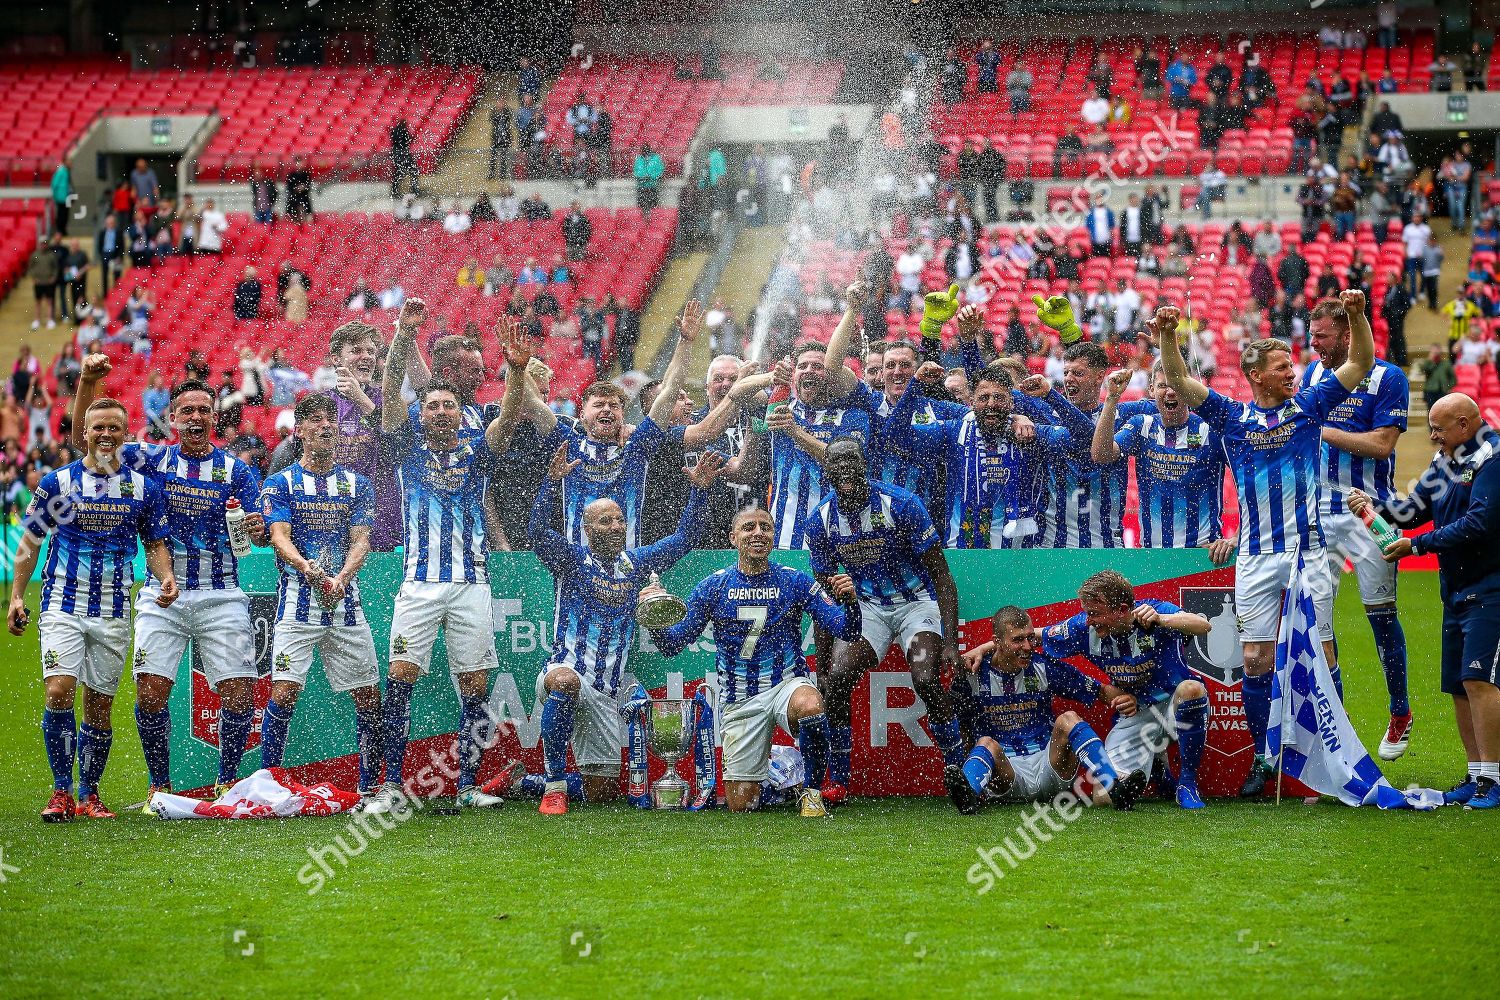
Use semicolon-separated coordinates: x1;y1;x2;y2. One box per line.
150;768;361;819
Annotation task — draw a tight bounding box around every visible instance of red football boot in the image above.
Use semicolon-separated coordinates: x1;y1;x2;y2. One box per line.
42;789;75;823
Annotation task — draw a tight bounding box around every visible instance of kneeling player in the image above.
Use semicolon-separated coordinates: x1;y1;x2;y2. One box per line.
258;393;382;793
948;605;1140;814
642;507;861;815
8;398;177;820
526;444;724;814
1040;570;1213;810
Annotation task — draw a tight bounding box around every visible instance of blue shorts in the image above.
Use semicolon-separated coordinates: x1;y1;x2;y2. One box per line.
1440;597;1500;695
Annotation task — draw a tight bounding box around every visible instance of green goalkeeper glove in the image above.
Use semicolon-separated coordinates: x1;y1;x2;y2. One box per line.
919;283;961;341
1032;294;1083;345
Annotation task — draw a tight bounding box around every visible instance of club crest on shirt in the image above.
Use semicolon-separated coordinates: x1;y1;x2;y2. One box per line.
1185;433;1204;448
211;465;228;482
869;511;891;530
335;477;353;496
912;411;934;425
119;479;134;498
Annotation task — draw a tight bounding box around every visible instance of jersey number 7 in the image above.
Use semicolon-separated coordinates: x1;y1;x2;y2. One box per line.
737;606;768;660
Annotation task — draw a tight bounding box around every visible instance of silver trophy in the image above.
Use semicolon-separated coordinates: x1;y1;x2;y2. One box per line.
645;698;694;809
636;571;687;629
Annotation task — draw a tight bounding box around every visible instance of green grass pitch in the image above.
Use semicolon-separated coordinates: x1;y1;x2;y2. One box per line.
0;573;1495;999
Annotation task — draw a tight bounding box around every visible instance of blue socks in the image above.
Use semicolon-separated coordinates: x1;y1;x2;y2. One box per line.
259;699;294;769
380;678;414;785
135;703;171;788
962;744;994;795
1242;671;1272;756
77;724;112;799
829;723;853;786
1067;721;1118;789
457;693;490;789
355;703;382;792
520;771;585;799
933;717;965;768
1175;697;1209;786
217;706;255;786
540;689;576;782
1329;664;1344;702
1367;608;1409;716
797;712;831;789
41;708;76;792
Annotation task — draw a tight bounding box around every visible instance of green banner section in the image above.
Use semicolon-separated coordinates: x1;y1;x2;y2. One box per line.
168;548;1221;789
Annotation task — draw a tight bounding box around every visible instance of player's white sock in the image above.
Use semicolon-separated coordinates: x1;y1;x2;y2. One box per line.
1470;761;1483;781
1479;762;1499;784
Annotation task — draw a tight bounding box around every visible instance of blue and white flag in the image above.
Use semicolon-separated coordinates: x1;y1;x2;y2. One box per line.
1268;552;1441;810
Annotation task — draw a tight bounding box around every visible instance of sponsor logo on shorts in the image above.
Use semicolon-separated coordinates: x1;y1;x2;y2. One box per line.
392;634;408;654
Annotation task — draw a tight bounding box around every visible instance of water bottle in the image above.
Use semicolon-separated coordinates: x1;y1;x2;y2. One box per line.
1356;504;1401;550
225;497;252;558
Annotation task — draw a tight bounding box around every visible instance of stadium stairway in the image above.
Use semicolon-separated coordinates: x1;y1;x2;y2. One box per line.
712;226;785;348
418;70;529;198
631;251;710;387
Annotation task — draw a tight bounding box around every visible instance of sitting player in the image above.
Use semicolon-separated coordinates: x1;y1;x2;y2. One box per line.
524;442;726;815
948;605;1140;814
258;393;382;795
8;398;176;820
641;507;861;816
1039;570;1213;809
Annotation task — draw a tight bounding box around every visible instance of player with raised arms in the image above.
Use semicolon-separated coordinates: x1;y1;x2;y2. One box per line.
1155;291;1374;796
1040;570;1212;809
360;301;515;814
948;605;1135;814
803;435;963;804
1090;356;1232;562
9;397;176;820
640;508;861;816
257;392;381;795
71;356;267;807
1303;297;1413;759
526;430;726;815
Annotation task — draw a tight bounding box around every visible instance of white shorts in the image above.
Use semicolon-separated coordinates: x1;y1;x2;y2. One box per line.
860;599;942;656
994;745;1070;802
39;612;131;696
389;581;497;676
1234;549;1336;643
1104;696;1178;777
272;618;379;693
720;675;816;783
1321;506;1399;606
535;668;631;775
133;586;256;691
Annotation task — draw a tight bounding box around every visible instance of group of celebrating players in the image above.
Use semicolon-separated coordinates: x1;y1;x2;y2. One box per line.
16;267;1490;823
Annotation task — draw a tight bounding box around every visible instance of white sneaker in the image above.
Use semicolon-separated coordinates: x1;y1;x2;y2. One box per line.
456;785;504;809
798;788;828;818
358;782;403;815
46;319;56;329
1377;713;1413;761
30;320;40;330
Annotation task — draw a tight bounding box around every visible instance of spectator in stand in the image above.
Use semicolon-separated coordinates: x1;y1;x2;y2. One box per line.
11;345;39;404
1375;69;1399;95
149;226;175;264
1251;219;1282;259
1086;55;1114;100
173;193;199;254
1381;273;1413;367
634;145;664;216
1429;55;1458;94
27;239;58;331
442;202;472;235
1453;316;1494;366
549;254;571;284
346;279;375;312
604;292;639;371
389;119;417;197
1141;185;1168;245
1421;239;1446;309
251;165;278;224
1402;211;1432;294
565;93;596;144
456;258;484;289
1369;101;1402;140
1366;180;1400;243
124;209;153;271
1006;60;1033;113
517;55;541;99
142;372;170;438
484;98;514;181
493;182;520;223
1134;45;1163;98
517;257;548;285
975;39;1001;94
120;285;154;347
1081;89;1109;128
1330;175;1359;240
895;241;924;312
1249;253;1276;308
1278;242;1310;298
282;273;308;324
184;349;212;383
233;266;263;320
265;349;312;406
109;176;134;232
285;156;314;224
517;190;550;220
1205;52;1233;103
1085;193;1114;257
562;201;593;261
1197;159;1228;220
1053;128;1084;177
470;192;497;222
1376;131;1413;187
1165;52;1198;110
50;159;72;236
1240;56;1275;109
1474;212;1500;253
62;239;89;320
483;256;514;296
974;140;1006;225
1442;152;1473;232
53;345;81;399
1119;193;1144;257
1463;41;1489;93
1219;220;1253;267
276;262;311;311
94;215;123;299
1288;106;1318;175
1418;343;1456;413
197;197;227;255
1297;170;1329;240
577;296;607;365
130;157;159;211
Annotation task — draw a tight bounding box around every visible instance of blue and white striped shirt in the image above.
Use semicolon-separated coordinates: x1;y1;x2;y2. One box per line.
805;480;940;607
261;464;373;626
1114;412;1226;547
28;462;168;618
541;416;677;552
121;443;261;590
1197;376;1352;555
769;394;872;550
1300;358;1408;507
653;564;860;705
868;389;968;512
952;652;1102;757
1040;598;1191;702
1040;400;1158;549
530;475;706;695
393;429;494;584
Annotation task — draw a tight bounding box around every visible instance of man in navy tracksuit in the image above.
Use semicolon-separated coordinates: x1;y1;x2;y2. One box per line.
1348;393;1500;808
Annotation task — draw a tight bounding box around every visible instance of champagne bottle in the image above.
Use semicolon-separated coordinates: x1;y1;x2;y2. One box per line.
225;498;252;558
1356;504;1401;549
